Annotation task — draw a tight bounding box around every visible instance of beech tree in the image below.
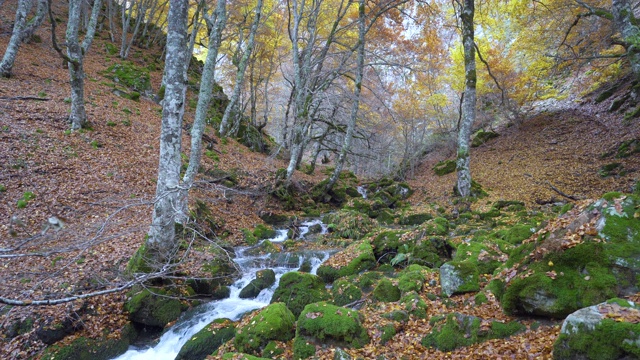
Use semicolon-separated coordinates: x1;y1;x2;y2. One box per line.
456;0;476;197
0;0;47;77
144;0;190;268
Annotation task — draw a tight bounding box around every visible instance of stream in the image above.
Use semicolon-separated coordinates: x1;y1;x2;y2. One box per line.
114;220;332;360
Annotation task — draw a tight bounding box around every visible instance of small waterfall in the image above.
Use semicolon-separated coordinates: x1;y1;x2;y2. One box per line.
114;223;331;360
357;186;368;199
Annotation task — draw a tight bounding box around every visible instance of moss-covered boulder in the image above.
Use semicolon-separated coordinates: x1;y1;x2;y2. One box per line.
176;318;236;360
433;159;456;176
553;299;640;360
371;226;453;268
188;254;238;299
239;269;276;299
316;241;376;283
400;291;428;318
221;353;271;360
234;303;296;355
398;264;429;294
471;129;499;147
398;213;433;226
372;278;401;302
493;195;640;318
323;210;378;240
125;287;187;328
439;261;480;297
270;272;330;317
421;313;524;351
452;239;511;276
331;279;363;307
40;323;137;360
294;302;370;358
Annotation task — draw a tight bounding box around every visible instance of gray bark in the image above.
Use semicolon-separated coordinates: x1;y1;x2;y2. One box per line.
612;0;640;81
456;0;476;197
0;0;47;77
325;0;365;193
67;0;102;130
183;0;227;187
219;0;264;136
146;0;189;267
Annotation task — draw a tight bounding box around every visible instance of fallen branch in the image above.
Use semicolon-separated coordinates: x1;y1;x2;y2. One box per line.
545;181;579;201
0;96;50;101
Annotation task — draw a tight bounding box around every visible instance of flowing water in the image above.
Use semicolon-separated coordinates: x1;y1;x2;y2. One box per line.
114;220;331;360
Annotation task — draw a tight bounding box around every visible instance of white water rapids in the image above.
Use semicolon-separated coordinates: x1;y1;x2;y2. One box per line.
114;220;331;360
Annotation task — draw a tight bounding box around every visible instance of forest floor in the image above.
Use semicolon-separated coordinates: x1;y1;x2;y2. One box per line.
1;2;640;359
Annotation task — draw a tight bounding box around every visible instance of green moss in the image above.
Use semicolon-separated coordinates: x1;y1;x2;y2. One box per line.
242;228;258;245
176;318;236;360
270;272;330;317
615;138;640;158
421;313;524;352
380;324;396;345
296;302;370;349
323;210;379;240
474;292;488;305
41;324;136;360
331;279;363;306
373;278;401;302
471;129;499;147
433;159;456;176
553;319;640;360
239;269;276;299
293;336;316;359
398;266;426;293
316;241;376;283
599;163;624;178
400;291;428;318
559;203;574;215
103;62;151;92
502;224;534;245
125;287;186;328
234;303;296;355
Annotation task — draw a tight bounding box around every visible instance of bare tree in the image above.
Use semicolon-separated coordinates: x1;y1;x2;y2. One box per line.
456;0;476;197
0;0;47;77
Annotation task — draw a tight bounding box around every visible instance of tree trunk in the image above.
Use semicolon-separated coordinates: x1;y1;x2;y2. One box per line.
219;0;264;136
146;0;189;268
456;0;476;197
183;0;227;187
325;0;365;193
612;0;640;81
0;0;46;77
66;0;102;130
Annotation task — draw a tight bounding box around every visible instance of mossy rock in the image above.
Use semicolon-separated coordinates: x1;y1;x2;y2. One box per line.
176;318;236;360
316;241;376;283
599;162;625;178
452;240;511;276
400;291;428;318
188;255;238;298
383;182;413;200
270;272;331;317
125;287;187;328
234;303;296;355
439;261;480;297
553;299;640;360
371;227;452;268
372;278;401;302
331;279;363;307
615;138;640;159
421;313;524;351
103;61;151;92
221;353;271;360
259;213;290;226
497;195;640;317
323;210;379;240
471;129;499;147
239;269;276;299
398;265;428;294
433;159;456;176
500;224;535;245
398;213;432;226
40;323;137;360
295;302;370;352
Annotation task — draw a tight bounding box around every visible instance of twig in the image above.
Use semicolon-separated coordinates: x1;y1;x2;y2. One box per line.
0;96;50;101
545;181;579;201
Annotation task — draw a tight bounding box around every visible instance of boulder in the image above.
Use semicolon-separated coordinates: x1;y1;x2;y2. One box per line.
270;272;330;317
553;299;640;359
294;302;370;359
239;269;276;299
234;303;296;355
317;241;376;283
422;313;524;351
439;261;480;297
40;323;136;360
176;318;235;360
125;287;186;328
372;278;401;302
471;129;499;147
